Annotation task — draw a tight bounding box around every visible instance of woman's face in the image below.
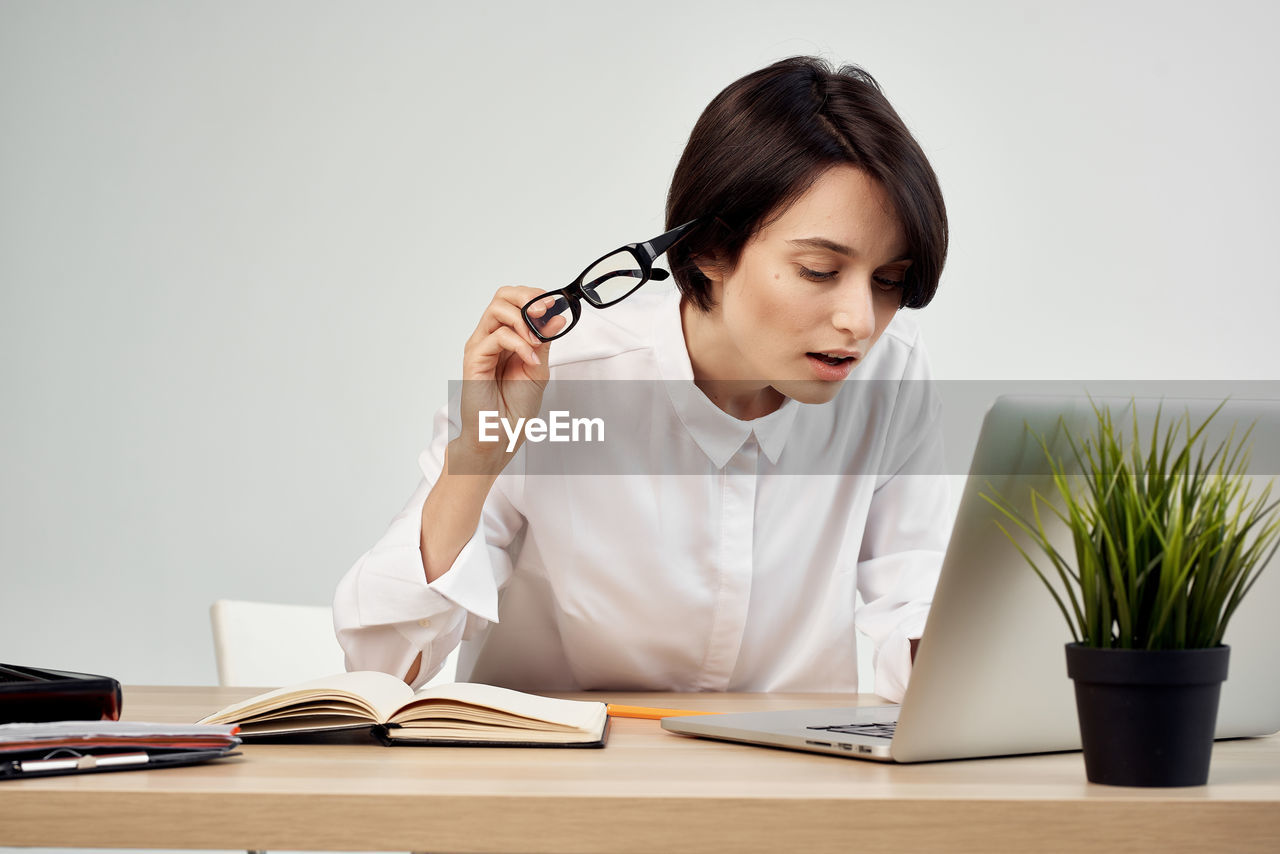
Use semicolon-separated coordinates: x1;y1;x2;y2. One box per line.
701;164;912;406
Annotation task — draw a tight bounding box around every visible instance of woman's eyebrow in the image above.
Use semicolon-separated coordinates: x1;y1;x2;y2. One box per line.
788;237;911;264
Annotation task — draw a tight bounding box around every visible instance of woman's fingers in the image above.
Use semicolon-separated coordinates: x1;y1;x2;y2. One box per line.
536;311;569;339
471;287;555;348
467;325;542;373
456;287;555;464
483;299;543;348
494;285;545;307
524;294;560;318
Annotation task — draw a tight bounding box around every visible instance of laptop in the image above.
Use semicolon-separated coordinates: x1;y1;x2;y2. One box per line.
662;395;1280;762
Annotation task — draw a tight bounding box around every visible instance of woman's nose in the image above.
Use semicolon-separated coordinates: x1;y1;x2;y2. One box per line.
831;281;877;341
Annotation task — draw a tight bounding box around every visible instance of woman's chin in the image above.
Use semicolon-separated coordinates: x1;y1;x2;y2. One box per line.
772;378;845;405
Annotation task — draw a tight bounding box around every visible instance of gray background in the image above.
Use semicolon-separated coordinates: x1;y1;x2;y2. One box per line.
3;0;1278;692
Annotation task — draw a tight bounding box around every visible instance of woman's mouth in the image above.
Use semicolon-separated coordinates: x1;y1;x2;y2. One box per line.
806;351;858;381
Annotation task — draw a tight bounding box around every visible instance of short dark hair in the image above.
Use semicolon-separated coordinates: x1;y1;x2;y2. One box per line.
665;57;948;312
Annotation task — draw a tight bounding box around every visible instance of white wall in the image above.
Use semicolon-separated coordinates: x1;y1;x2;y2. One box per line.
2;0;1277;689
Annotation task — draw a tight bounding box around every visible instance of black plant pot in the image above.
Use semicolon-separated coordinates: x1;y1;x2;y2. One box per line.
1065;643;1229;787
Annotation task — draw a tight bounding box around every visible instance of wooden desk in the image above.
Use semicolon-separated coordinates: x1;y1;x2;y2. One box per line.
1;686;1277;853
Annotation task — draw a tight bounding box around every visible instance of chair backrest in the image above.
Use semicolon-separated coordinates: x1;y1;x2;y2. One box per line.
210;599;346;687
210;599;458;688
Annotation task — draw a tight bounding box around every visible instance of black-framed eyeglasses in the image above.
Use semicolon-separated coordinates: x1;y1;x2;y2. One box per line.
521;220;698;342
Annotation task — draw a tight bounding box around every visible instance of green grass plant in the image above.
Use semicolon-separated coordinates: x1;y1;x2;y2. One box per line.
981;400;1280;649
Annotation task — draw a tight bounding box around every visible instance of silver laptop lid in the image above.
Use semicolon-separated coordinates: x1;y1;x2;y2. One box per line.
891;395;1280;762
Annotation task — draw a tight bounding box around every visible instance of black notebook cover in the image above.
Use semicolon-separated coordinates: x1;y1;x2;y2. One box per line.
0;746;240;780
0;664;123;723
373;716;610;748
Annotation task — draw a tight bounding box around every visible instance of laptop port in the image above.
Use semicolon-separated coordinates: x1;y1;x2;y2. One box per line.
858;745;873;754
805;740;832;747
839;743;854;751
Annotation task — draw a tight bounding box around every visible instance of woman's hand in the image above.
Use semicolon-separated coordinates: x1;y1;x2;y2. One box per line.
418;288;563;587
452;287;562;473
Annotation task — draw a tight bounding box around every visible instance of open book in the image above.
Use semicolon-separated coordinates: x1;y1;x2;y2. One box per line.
196;671;608;747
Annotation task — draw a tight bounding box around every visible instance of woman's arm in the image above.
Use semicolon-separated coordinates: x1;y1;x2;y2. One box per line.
338;286;556;686
414;285;556;586
854;336;951;701
419;440;503;584
333;424;525;689
404;441;502;683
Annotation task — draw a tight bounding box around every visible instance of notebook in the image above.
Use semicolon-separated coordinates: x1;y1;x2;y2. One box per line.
0;720;241;779
197;671;609;747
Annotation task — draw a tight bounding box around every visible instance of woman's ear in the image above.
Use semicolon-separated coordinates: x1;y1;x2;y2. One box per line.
693;252;725;284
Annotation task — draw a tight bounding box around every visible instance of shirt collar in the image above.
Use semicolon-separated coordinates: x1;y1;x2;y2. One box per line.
652;290;800;469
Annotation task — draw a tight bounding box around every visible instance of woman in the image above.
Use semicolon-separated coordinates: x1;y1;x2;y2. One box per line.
334;56;950;703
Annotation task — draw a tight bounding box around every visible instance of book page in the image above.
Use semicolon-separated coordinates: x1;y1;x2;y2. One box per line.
389;682;606;732
198;670;414;726
385;725;603;744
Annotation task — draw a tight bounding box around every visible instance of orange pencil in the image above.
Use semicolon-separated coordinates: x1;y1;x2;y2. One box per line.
606;704;718;720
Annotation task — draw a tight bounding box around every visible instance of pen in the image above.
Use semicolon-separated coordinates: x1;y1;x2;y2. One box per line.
16;751;151;774
606;704;719;720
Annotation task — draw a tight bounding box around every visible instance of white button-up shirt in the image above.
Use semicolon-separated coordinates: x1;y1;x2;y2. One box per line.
333;289;950;702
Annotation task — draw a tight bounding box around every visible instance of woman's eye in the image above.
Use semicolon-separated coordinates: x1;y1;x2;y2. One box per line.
798;266;838;282
798;266;905;290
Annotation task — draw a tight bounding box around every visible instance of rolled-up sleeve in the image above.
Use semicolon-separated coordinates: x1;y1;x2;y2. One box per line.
854;340;951;703
333;396;524;688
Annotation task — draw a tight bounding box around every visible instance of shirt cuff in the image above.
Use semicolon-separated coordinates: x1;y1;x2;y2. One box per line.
355;521;500;628
871;611;929;704
425;523;500;622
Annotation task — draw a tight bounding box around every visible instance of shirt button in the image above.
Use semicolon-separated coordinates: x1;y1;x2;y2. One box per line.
417;618;432;628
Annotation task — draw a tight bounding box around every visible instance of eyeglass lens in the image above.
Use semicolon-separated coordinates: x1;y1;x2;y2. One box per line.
579;250;646;306
526;294;575;340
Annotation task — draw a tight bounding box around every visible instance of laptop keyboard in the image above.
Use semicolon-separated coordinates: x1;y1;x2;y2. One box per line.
806;721;897;740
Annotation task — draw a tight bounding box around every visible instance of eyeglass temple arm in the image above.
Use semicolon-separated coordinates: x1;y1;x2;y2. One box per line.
579;269;667;307
631;219;698;265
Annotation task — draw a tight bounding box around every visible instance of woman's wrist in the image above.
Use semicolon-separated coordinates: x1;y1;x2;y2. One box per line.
446;436;510;479
419;439;505;584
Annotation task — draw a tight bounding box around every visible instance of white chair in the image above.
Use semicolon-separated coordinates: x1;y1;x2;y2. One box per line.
209;598;458;687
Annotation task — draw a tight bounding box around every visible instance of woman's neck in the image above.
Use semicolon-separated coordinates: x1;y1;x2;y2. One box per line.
679;296;785;421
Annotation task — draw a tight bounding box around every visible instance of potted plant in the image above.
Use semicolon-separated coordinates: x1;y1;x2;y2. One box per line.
982;399;1280;786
